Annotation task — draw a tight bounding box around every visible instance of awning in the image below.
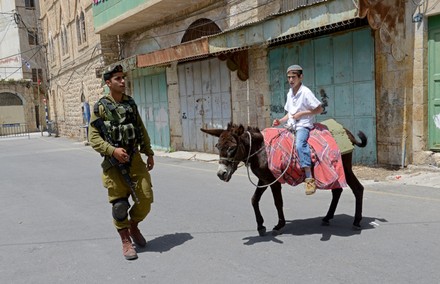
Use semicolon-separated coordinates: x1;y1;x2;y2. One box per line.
137;38;209;68
135;0;360;69
209;0;359;53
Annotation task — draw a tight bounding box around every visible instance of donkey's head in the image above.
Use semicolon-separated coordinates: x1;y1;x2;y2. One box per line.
201;123;247;182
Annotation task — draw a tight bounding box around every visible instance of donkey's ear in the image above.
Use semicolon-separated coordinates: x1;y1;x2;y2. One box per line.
236;125;245;135
200;128;224;137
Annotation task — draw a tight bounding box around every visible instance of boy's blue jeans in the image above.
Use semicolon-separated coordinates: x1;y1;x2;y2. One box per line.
295;127;311;168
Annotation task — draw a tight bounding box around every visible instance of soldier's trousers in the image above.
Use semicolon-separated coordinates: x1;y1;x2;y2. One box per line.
101;151;153;230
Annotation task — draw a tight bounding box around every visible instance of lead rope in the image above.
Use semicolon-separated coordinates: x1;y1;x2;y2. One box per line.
245;131;295;188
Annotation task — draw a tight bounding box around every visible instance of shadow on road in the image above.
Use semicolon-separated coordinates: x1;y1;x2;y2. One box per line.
242;214;388;245
138;232;193;253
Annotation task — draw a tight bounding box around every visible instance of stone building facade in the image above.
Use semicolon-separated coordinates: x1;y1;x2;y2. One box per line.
0;0;47;133
42;0;438;167
38;0;118;140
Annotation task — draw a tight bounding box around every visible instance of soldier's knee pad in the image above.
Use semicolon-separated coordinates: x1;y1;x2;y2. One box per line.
112;199;130;222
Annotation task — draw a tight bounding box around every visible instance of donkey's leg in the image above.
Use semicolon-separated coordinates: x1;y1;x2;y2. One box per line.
270;182;285;235
251;182;268;236
322;187;343;226
342;152;364;229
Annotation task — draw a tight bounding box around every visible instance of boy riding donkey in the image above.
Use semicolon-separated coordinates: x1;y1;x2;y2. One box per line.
273;65;323;195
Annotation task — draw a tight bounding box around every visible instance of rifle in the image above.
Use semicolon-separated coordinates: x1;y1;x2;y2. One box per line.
107;155;140;204
91;117;140;204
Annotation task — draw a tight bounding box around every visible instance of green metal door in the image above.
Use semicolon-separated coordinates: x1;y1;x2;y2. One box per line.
269;27;376;164
428;15;440;150
132;69;170;151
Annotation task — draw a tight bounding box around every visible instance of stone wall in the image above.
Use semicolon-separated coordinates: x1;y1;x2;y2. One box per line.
40;0;119;141
0;82;38;131
231;47;270;128
374;3;415;166
166;63;183;151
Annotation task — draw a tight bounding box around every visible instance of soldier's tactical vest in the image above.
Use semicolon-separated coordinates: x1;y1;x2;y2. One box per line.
94;96;143;148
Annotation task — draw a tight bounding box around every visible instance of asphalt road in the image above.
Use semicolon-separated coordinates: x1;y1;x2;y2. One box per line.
1;134;439;284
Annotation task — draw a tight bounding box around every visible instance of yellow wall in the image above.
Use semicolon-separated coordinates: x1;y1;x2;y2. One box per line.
0;106;25;124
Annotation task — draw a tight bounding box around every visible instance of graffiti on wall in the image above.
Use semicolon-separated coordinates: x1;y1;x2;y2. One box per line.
434;114;440;129
0;56;19;65
319;89;329;115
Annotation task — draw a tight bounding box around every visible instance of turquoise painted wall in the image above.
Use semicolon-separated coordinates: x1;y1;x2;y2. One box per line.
93;0;151;30
268;27;377;165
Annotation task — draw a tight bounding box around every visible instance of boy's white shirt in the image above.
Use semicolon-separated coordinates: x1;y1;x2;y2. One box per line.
284;84;321;129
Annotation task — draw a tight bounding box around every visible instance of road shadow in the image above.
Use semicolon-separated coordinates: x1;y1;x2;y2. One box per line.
137;232;193;253
243;214;388;245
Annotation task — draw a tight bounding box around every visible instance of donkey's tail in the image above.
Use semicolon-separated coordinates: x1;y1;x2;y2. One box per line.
345;129;367;148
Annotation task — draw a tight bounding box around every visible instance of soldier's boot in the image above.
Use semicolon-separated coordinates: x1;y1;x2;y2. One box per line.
118;228;138;260
129;221;147;248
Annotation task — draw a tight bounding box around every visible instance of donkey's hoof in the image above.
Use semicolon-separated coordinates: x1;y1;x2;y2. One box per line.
272;229;282;236
352;224;362;231
321;219;330;226
258;227;266;236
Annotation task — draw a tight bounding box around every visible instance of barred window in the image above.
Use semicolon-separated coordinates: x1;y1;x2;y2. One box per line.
60;25;68;56
0;93;23;106
80;11;87;43
25;0;35;9
76;16;81;45
28;30;38;45
31;68;43;83
76;11;87;45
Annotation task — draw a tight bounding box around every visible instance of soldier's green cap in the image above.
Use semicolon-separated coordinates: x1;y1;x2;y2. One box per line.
103;65;124;81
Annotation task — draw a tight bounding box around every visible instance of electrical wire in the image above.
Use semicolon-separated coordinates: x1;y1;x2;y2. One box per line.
3;45;42;79
97;0;277;45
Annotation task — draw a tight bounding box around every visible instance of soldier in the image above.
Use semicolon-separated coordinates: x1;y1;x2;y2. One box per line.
89;65;155;260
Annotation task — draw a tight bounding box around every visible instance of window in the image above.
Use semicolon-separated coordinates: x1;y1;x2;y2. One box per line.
80;11;87;43
60;31;65;53
60;25;68;56
76;11;87;46
28;30;38;45
48;32;55;63
31;68;43;84
25;0;35;9
64;26;68;54
0;93;23;106
76;16;81;45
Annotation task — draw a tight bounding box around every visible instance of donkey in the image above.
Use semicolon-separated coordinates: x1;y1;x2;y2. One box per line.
201;123;367;236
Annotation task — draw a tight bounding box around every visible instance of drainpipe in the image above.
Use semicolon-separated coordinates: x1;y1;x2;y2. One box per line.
247;80;250;125
401;87;407;168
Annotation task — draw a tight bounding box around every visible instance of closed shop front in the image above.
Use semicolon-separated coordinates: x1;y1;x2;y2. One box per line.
269;27;376;164
132;70;170;150
428;15;440;150
178;58;232;152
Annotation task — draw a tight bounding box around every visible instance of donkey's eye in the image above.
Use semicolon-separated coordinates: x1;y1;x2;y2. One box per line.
227;146;237;157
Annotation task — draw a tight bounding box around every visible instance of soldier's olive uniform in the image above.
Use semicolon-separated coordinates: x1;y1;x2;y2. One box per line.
89;94;154;230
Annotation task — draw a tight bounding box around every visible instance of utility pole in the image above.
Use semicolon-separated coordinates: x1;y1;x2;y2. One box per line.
37;65;42;135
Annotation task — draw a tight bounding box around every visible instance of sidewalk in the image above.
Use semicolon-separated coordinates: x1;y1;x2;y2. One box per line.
5;134;438;188
155;150;219;163
156;150;440;188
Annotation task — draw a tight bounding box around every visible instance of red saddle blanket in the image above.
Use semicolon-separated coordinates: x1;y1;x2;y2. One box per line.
262;123;347;189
